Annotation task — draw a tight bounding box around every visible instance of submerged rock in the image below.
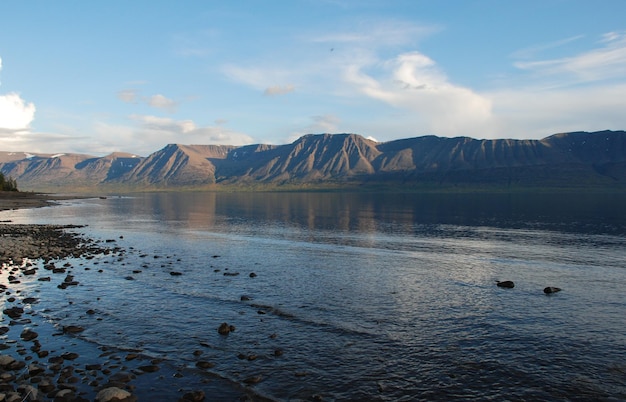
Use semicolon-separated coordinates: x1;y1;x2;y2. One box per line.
496;280;515;288
180;390;205;402
243;375;262;385
63;325;85;334
217;322;235;335
195;361;215;369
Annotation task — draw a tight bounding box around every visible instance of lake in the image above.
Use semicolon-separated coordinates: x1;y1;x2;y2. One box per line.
2;191;626;401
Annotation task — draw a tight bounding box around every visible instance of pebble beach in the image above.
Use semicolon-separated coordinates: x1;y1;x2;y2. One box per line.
0;194;258;402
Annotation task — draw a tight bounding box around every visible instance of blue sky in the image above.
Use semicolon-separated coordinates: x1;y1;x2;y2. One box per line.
1;0;626;155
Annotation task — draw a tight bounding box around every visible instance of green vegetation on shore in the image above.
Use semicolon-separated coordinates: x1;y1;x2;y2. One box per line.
0;172;18;192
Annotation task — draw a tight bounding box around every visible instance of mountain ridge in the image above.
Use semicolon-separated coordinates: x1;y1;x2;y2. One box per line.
2;130;626;192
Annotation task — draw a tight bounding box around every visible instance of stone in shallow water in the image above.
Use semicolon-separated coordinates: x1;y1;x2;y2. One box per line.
0;354;16;367
95;386;133;402
496;280;515;288
63;325;85;334
217;322;235;335
195;360;215;369
20;329;38;341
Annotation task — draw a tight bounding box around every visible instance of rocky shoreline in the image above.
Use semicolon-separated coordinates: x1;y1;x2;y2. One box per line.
0;196;262;401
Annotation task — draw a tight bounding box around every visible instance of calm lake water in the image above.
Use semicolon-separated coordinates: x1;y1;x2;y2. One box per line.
2;192;626;401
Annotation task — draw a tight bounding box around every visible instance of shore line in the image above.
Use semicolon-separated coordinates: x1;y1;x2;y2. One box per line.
0;198;267;401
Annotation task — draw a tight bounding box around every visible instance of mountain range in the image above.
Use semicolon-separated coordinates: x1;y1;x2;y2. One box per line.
1;130;625;192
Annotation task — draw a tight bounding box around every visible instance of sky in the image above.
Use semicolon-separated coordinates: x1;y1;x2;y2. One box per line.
1;0;626;156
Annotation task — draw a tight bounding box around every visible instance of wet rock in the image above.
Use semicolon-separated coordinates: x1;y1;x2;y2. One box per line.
3;307;23;319
249;272;257;278
23;387;42;402
22;297;38;304
496;280;515;288
109;371;135;383
28;363;45;376
243;375;262;385
0;354;16;367
544;286;562;294
240;295;252;301
48;356;65;365
217;322;235;335
63;325;85;334
38;276;51;281
195;361;215;369
170;271;183;276
38;378;56;393
54;388;76;400
8;360;25;371
61;352;79;360
137;365;160;373
95;387;134;402
223;272;239;277
20;329;38;341
180;390;205;402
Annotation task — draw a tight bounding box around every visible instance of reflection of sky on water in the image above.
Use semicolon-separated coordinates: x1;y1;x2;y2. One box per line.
0;191;625;400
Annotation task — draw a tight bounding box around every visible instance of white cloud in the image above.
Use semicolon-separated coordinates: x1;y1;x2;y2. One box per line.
344;51;493;137
0;93;36;130
513;31;626;84
310;114;341;132
310;19;438;47
129;114;254;146
147;94;178;112
287;114;341;142
487;83;626;139
222;64;298;95
117;89;178;112
117;89;138;103
0;57;36;132
510;35;585;60
264;84;295;96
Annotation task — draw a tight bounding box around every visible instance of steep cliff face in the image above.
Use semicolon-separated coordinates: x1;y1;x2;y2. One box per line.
1;153;98;188
224;134;380;182
120;144;234;186
2;130;626;191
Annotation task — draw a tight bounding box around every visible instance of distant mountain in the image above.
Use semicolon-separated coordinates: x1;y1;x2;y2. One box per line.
2;130;626;191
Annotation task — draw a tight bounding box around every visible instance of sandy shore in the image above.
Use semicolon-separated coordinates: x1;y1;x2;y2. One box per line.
0;193;259;401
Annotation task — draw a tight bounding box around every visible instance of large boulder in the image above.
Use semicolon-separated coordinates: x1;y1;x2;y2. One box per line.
95;387;135;402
